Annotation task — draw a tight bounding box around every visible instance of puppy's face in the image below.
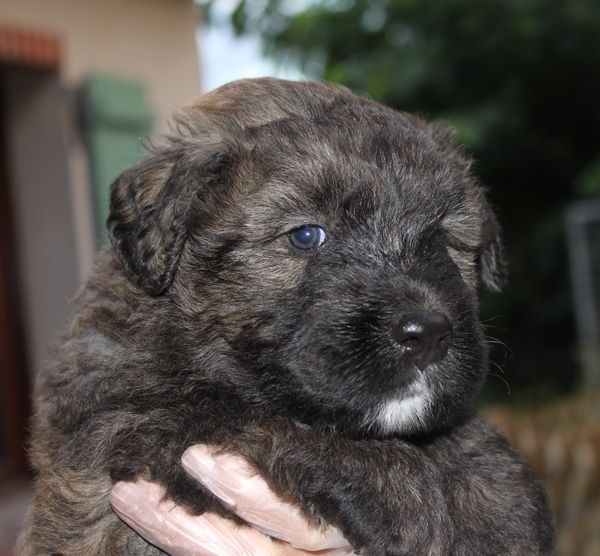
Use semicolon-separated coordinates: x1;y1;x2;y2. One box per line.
109;79;505;437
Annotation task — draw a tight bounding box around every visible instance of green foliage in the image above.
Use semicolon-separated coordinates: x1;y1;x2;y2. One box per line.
209;0;600;404
576;158;600;197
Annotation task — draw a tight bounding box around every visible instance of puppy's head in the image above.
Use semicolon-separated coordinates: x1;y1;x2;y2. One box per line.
108;78;506;437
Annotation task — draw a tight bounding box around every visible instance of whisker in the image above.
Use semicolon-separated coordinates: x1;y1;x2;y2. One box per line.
488;372;511;396
484;334;513;365
489;358;506;375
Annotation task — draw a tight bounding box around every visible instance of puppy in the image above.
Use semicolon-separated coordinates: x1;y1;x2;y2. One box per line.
18;78;554;555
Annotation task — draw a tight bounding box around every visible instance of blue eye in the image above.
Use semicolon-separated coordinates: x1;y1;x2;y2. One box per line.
289;226;327;250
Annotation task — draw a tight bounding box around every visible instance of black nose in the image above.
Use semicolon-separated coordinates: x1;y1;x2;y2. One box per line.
391;312;452;370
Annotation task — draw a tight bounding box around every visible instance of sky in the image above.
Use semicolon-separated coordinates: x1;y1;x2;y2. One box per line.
196;0;305;92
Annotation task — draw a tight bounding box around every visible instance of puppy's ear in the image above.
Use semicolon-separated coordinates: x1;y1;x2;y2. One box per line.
477;197;507;293
429;121;507;292
107;146;229;295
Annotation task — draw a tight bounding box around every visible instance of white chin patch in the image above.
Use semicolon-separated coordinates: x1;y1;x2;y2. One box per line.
373;377;432;435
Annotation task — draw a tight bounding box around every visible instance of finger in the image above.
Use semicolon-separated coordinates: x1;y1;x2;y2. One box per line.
110;479;328;556
182;445;352;552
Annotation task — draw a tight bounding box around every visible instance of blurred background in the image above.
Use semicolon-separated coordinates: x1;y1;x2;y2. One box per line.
0;0;598;554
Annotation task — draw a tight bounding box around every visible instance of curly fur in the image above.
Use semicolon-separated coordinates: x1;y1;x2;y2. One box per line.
18;78;553;555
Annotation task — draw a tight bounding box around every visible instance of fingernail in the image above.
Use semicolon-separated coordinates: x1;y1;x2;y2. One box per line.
110;481;146;505
109;482;131;511
110;480;165;513
183;445;255;479
109;483;149;519
181;446;236;508
182;445;216;475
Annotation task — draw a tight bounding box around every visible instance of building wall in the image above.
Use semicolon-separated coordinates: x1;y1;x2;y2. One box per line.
0;0;201;377
0;0;201;131
3;68;79;377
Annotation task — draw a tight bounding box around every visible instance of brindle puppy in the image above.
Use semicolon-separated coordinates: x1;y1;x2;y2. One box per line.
18;78;554;555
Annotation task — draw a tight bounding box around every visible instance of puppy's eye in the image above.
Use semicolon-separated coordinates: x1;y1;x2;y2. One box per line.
288;226;327;250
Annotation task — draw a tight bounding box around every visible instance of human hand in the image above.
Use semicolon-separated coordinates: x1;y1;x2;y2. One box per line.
110;445;356;556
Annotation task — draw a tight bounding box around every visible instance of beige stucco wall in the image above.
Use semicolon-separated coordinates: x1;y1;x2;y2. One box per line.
0;0;202;131
0;0;202;376
1;0;202;281
4;69;80;378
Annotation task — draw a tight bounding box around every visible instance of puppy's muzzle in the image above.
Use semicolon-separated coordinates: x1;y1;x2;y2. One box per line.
392;312;452;370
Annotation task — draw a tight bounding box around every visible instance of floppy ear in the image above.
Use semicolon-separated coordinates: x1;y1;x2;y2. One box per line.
107;146;231;295
477;198;507;293
429;121;507;292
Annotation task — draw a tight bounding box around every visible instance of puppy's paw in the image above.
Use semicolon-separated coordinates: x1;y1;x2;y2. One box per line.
346;517;444;556
162;469;208;515
357;536;430;556
109;465;143;483
159;466;240;522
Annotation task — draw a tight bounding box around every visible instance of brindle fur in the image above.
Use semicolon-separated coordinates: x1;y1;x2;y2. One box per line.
18;78;554;555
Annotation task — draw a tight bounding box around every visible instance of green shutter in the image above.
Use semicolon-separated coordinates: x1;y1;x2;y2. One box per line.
82;75;154;244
